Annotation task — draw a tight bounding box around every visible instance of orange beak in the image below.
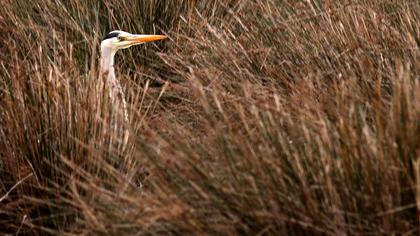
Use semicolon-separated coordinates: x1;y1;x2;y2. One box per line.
127;34;168;44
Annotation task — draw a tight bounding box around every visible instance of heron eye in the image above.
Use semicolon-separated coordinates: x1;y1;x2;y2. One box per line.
117;36;125;41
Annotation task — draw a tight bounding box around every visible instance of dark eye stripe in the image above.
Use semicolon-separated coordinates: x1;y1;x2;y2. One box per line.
103;32;120;40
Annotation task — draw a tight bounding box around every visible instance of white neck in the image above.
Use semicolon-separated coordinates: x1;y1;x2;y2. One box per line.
100;46;117;80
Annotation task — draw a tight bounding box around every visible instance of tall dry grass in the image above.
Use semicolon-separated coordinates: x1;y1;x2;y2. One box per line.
1;0;419;235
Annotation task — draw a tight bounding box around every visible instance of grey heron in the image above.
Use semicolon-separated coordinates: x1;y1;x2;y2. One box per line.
100;30;167;120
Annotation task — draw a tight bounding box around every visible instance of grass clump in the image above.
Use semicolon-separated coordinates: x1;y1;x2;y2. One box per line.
1;0;419;235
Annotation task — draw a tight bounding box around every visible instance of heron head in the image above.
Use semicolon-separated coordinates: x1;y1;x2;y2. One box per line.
101;30;167;52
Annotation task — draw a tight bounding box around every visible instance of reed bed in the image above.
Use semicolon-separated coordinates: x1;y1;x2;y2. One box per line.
0;0;419;235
